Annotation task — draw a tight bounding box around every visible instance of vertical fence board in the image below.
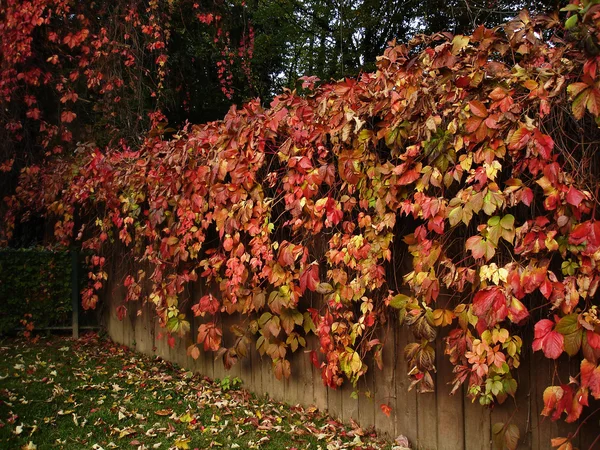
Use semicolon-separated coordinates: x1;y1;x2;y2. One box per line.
250;346;263;398
328;383;343;422
270;370;286;403
463;390;491;450
358;371;376;430
417;392;437;450
414;331;437;450
373;325;396;437
435;335;464;450
299;350;315;408
394;325;418;445
506;344;533;450
310;337;328;412
342;387;360;425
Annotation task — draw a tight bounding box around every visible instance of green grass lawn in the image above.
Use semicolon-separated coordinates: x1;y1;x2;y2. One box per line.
0;334;393;450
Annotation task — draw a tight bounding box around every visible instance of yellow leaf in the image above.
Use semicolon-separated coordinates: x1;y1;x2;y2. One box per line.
174;436;191;449
452;35;470;55
179;412;193;423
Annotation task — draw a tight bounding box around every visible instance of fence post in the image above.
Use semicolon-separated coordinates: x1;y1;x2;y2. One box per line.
71;247;79;339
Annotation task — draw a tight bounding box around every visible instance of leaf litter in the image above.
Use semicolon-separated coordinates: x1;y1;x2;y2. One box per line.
0;334;398;449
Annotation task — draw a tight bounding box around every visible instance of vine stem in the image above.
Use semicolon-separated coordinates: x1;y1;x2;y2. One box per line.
568;405;600;445
592;184;599;220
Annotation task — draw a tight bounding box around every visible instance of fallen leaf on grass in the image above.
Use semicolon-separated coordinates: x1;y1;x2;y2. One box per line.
173;435;191;449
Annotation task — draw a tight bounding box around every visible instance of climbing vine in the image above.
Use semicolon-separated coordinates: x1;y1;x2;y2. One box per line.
0;0;256;173
3;2;600;448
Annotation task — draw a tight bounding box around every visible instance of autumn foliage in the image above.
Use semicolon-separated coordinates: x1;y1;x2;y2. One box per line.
3;1;600;447
0;0;255;174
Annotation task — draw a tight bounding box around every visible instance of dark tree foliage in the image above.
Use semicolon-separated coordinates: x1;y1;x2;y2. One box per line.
263;0;562;86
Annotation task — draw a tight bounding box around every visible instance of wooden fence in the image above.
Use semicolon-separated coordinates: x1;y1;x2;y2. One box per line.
103;271;599;449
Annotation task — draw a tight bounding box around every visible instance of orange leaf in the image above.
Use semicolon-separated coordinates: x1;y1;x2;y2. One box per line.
468;100;488;118
380;403;392;417
61;110;76;123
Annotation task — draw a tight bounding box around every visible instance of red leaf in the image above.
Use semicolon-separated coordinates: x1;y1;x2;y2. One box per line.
489;86;507;101
325;199;343;225
540;278;553;299
299;264;320;294
465;116;482;133
521;187;534;206
586;87;600;116
580;359;600;399
397;169;420;186
187;344;200;360
569;221;600;249
542;385;585;423
532;319;564;359
587;331;600;350
566;187;585;208
569;222;592;245
507;297;529;325
522;266;547;294
191;294;220;317
309;350;320;368
472;287;508;327
532;129;554;159
116;305;127;321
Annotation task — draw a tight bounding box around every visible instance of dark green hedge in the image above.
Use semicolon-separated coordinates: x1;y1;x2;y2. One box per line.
0;249;72;334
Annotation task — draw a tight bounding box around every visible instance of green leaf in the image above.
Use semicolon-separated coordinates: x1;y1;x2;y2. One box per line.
565;14;579;30
555;314;580;335
503;378;518;397
488;216;501;227
560;4;580;12
389;294;411;309
563;329;583;356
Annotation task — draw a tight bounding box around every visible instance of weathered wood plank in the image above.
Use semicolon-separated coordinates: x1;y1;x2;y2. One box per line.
309;335;328;412
463;392;491;450
298;349;315;408
394;325;418;446
328;382;344;423
341;385;360;425
358;370;376;431
373;324;396;438
435;333;464;450
417;390;437;450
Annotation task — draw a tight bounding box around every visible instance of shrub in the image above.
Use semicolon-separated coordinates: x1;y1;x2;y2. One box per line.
0;248;72;335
